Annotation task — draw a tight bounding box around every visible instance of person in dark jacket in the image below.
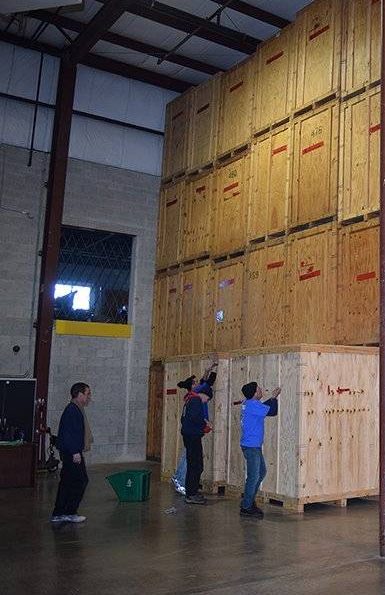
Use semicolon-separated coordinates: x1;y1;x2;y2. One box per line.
240;381;281;518
51;382;93;523
180;376;210;505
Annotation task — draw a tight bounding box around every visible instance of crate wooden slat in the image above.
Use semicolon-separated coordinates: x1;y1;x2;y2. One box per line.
253;25;295;133
162;91;191;180
337;219;379;345
339;86;380;221
213;259;244;352
151;274;168;360
249;124;291;240
287;224;337;344
342;0;381;95
165;271;181;358
146;362;164;460
180;264;214;356
217;58;254;156
213;154;250;256
182;173;214;261
294;0;342;111
189;75;221;171
157;180;184;269
290;102;339;227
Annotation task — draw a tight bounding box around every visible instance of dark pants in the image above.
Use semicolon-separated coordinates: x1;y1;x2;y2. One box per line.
53;453;89;516
183;434;203;497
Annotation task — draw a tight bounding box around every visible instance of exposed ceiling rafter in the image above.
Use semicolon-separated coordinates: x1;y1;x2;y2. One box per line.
210;0;291;29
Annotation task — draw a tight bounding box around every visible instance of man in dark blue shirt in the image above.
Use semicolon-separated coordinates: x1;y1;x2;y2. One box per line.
240;381;281;518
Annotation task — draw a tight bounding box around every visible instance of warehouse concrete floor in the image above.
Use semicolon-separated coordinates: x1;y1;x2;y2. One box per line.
1;462;385;595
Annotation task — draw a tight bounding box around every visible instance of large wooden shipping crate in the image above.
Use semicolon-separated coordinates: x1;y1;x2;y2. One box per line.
213;259;244;352
156;180;184;269
180;264;214;356
287;224;337;344
182;173;214;261
290;102;339;227
146;362;164;461
162;92;191;180
294;0;342;110
213;155;250;256
227;346;379;511
337;219;379;345
342;0;381;95
242;241;288;349
253;25;295;133
339;86;380;221
217;58;254;156
189;75;221;171
249;124;291;240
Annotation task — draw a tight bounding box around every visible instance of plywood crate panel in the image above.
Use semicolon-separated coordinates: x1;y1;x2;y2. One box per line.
165;271;181;358
227;346;379;507
180;264;214;356
339;87;380;221
213;154;250;256
294;0;342;110
162;91;191;180
217;58;254;156
337;219;379;345
242;242;288;349
342;0;381;95
151;274;168;360
227;356;248;489
157;180;184;269
290;102;339;227
253;25;295;132
213;259;244;352
249;124;291;240
146;362;164;460
183;173;214;261
189;75;221;171
287;224;337;344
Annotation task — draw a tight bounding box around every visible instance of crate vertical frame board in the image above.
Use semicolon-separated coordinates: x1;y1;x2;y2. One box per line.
249;123;291;240
290;102;339;227
217;57;254;156
287;224;337;344
182;172;214;262
213;259;244;352
294;0;342;110
151;274;168;360
253;25;295;133
162;91;192;180
339;86;380;221
180;264;214;356
342;0;381;95
337;218;379;345
189;74;221;172
157;180;184;269
213;154;250;256
165;271;181;358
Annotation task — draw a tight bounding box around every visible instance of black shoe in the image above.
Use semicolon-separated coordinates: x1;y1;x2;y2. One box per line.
240;507;264;519
185;494;207;505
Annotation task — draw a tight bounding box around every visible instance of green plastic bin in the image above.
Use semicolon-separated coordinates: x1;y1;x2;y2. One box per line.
106;469;152;502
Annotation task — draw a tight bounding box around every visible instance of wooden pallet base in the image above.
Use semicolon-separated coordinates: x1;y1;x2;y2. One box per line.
186;161;215;179
249;229;287;246
161;169;187;186
202;480;227;495
255;490;378;513
341;80;381;103
217;142;251;165
340;211;379;226
288;215;336;235
293;91;339;119
253;116;291;139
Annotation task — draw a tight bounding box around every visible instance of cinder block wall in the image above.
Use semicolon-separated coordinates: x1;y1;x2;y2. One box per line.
0;143;160;463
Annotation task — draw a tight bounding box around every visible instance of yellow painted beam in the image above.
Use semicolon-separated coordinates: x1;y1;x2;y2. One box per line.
55;320;133;338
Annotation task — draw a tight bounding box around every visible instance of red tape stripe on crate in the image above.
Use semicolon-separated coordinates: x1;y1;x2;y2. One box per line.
309;25;330;41
272;144;287;156
302;141;324;155
369;123;381;134
266;50;284;65
166;199;178;208
166;389;177;395
299;270;321;281
223;181;239;193
229;81;244;93
356;271;376;282
197;103;210;114
267;261;285;270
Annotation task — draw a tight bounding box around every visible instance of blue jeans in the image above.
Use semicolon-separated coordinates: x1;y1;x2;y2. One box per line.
173;450;187;488
241;447;266;510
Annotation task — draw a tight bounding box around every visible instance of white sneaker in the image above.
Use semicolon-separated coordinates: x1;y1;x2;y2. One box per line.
66;514;86;523
51;515;69;523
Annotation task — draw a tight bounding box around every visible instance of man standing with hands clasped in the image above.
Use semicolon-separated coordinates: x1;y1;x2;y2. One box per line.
239;382;281;519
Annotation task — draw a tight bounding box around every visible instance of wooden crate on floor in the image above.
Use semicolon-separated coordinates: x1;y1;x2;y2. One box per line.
217;57;254;156
287;224;337;344
165;271;181;358
242;240;288;350
290;102;339;227
249;123;291;240
162;91;191;180
227;346;379;510
146;362;164;461
151;274;168;360
213;154;250;256
182;172;214;261
213;259;244;352
337;219;379;345
180;264;214;356
156;180;184;269
189;75;221;172
293;0;342;111
339;86;380;222
342;0;381;96
253;25;295;133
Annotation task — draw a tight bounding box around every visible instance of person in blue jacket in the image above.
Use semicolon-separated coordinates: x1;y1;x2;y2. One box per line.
240;381;281;518
51;382;93;523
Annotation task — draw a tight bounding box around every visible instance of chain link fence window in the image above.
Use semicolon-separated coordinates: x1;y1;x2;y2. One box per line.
54;226;133;324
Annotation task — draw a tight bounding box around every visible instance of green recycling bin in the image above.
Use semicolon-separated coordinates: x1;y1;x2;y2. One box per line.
106;469;152;502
